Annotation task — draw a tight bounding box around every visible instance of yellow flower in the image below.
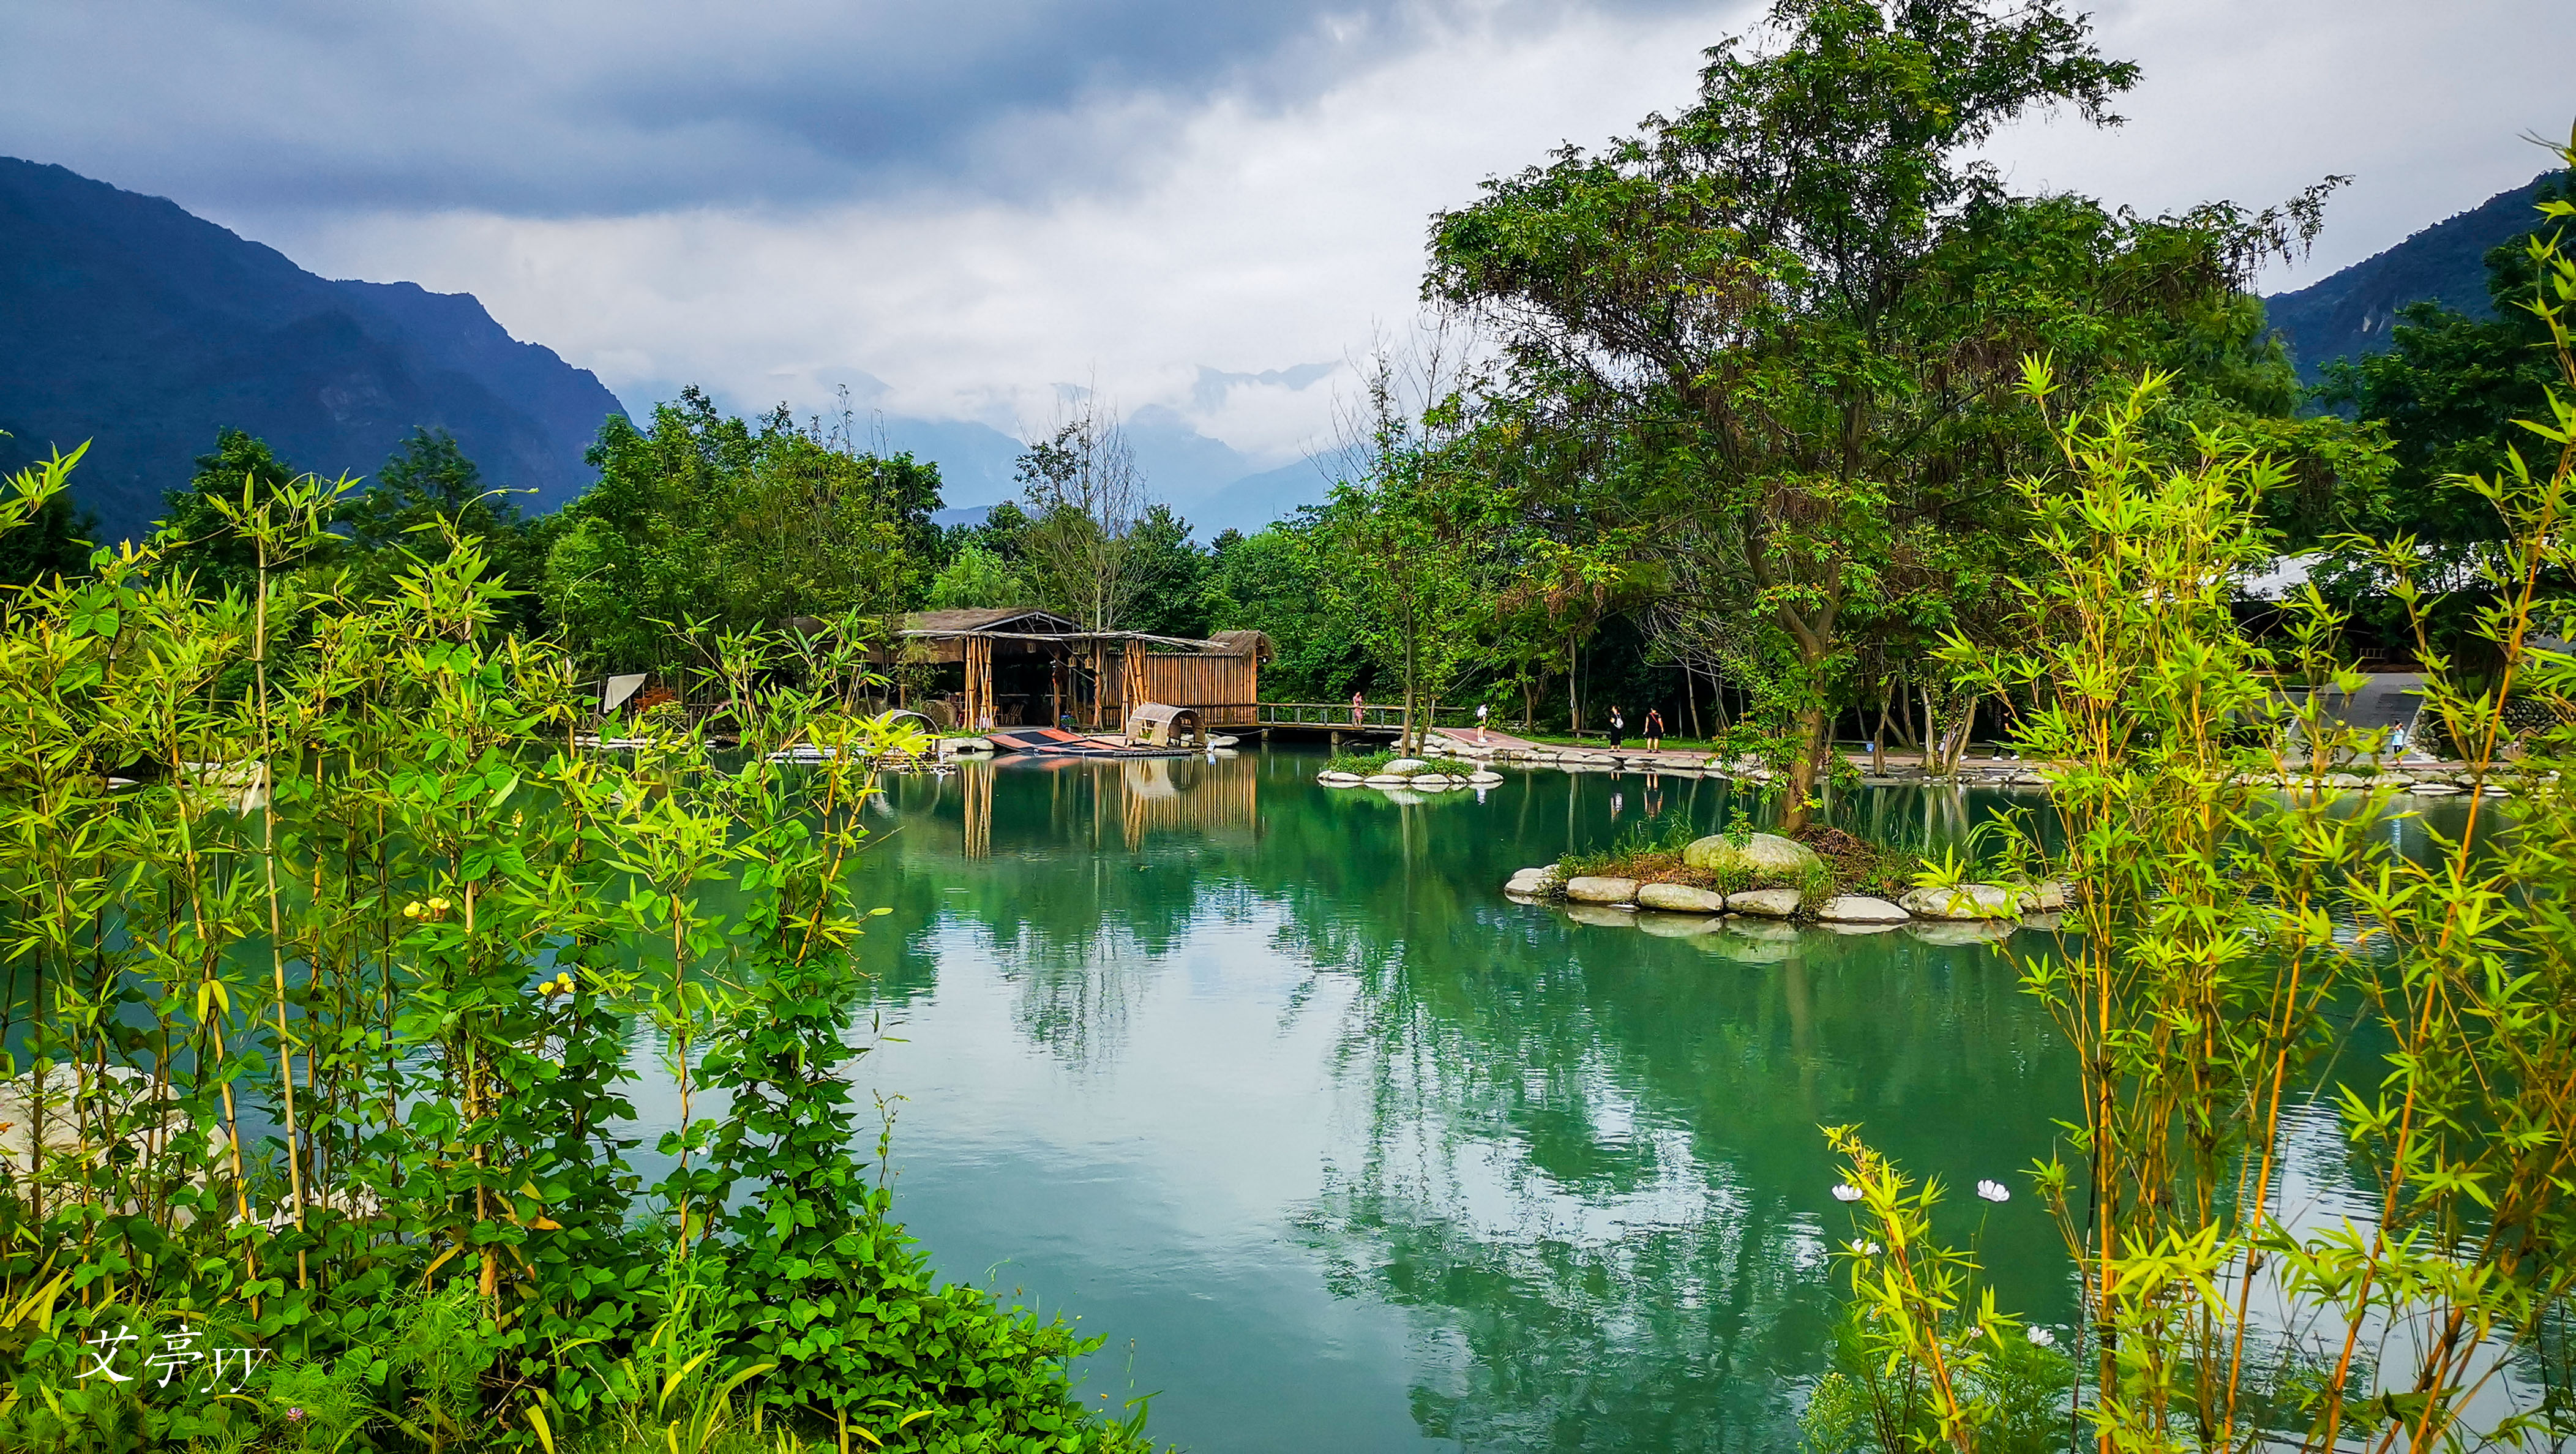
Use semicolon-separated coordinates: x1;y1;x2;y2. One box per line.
402;902;423;919
428;896;452;913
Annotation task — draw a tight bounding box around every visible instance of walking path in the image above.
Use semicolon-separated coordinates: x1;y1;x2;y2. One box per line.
1424;727;1995;778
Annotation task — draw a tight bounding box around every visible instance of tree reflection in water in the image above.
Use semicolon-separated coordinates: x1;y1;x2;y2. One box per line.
841;750;2087;1450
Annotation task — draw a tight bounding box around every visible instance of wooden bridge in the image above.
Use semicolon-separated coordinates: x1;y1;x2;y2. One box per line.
1243;702;1478;737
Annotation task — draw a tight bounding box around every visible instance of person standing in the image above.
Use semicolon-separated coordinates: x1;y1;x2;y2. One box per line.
1475;701;1491;743
1643;707;1664;751
1350;691;1365;728
1607;706;1625;748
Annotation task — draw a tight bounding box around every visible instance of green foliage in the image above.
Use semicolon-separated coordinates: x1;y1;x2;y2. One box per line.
1305;349;1506;753
547;388;938;673
1803;1128;2073;1454
1423;0;2379;826
1828;148;2576;1448
0;448;1154;1453
925;541;1023;610
1202;525;1372;700
0;435;94;585
337;428;549;634
2316;170;2576;654
1118;503;1212;639
156;429;313;598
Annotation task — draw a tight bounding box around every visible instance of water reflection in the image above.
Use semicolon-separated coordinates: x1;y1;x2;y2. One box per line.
629;749;2474;1452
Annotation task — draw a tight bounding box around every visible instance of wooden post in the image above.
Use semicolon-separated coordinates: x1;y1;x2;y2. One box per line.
964;634;992;733
963;763;992;860
1050;650;1064;730
1123;646;1148;732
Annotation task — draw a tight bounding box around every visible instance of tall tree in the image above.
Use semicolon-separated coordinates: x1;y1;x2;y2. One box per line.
544;388;932;672
1120;502;1213;639
1014;402;1145;631
1309;350;1505;754
1427;0;2357;822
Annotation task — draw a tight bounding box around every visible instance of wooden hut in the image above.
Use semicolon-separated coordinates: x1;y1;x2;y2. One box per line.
887;610;1267;733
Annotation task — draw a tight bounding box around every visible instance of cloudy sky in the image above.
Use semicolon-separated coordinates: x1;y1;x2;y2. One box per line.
7;0;2570;482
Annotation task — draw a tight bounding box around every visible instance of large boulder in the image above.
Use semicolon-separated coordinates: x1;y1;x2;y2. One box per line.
1818;894;1909;924
1638;882;1728;914
1683;832;1822;880
1899;883;2017;921
1564;876;1641;905
1726;888;1804;918
1382;758;1431;775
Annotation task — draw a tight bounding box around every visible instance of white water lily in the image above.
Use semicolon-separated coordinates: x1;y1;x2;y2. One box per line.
2027;1326;2057;1347
1831;1183;1862;1202
1975;1179;2010;1202
1847;1239;1880;1256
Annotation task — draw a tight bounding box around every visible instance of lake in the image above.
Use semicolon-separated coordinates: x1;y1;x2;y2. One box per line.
625;743;2454;1453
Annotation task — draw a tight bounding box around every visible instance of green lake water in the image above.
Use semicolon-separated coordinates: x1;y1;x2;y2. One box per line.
626;746;2444;1453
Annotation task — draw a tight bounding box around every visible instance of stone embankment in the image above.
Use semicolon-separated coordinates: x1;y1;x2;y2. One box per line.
1502;831;2070;940
1316;755;1507;795
1319;732;2542;799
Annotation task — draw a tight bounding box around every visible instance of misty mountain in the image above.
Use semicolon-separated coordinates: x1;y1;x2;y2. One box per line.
2265;168;2569;382
0;156;624;541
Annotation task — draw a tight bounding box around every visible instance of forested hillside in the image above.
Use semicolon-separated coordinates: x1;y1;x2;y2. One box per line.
0;157;623;541
2264;167;2568;380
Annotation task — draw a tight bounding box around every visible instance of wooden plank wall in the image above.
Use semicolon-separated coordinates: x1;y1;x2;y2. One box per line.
1137;654;1258;725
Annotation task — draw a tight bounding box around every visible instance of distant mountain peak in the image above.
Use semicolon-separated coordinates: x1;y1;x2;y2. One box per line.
0;156;624;541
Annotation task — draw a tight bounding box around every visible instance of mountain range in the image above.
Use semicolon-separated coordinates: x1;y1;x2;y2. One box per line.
0;157;626;542
11;150;2552;550
2263;168;2567;382
0;156;1338;545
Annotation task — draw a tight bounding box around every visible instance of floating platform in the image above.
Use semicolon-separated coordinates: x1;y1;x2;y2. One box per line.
986;728;1203;759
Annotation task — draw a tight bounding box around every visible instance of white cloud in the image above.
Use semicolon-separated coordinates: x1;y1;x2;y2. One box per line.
214;6;1741;468
179;0;2574;478
1979;0;2576;287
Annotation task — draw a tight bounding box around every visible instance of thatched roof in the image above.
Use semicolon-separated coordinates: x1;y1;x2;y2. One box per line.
1204;629;1275;661
900;607;1081;636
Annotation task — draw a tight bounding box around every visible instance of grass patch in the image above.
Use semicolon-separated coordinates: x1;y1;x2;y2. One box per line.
1324;748;1451;777
1794;823;1925;900
1557;815;1926;905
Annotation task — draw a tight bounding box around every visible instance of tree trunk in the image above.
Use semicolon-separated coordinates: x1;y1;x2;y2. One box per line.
1686;669;1704;740
1567;631;1581;735
1783;700;1828;834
